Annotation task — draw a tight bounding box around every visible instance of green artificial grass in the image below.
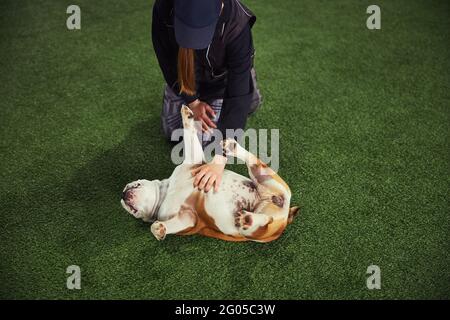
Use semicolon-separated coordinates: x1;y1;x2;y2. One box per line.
0;0;449;299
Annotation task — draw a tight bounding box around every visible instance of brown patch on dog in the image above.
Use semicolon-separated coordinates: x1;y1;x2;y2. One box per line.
176;191;248;241
256;233;283;243
272;195;284;208
242;180;257;192
247;224;269;240
201;228;247;241
245;216;287;242
196;195;220;231
175;192;207;235
233;196;256;214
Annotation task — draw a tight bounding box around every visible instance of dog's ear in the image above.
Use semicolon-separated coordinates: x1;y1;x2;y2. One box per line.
288;206;300;224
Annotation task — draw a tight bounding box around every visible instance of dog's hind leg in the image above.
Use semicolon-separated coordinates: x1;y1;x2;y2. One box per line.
181;105;205;165
222;139;293;242
222;138;291;201
234;209;273;237
150;207;196;241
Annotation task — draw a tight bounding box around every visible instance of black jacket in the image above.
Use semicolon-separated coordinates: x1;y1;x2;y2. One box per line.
152;0;256;137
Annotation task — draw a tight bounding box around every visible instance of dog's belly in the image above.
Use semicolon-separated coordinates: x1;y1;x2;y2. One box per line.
202;170;260;235
158;164;260;236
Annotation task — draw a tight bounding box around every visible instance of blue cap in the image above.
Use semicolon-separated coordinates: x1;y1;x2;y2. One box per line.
174;0;222;49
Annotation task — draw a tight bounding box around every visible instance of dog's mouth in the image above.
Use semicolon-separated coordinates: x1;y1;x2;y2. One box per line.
121;199;139;216
121;187;140;216
127;202;138;215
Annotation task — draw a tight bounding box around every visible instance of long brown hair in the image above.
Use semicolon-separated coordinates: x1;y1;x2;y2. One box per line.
177;47;196;96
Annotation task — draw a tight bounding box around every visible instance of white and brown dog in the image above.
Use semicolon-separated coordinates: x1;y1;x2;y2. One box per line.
121;106;299;242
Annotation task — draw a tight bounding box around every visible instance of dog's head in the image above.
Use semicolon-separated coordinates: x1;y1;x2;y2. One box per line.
121;179;161;222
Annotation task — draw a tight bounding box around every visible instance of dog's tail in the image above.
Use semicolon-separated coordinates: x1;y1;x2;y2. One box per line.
287;206;300;224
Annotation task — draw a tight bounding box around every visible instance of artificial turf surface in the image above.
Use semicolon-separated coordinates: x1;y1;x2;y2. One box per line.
0;0;449;299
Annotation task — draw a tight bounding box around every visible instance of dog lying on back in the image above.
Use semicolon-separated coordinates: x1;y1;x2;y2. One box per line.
121;106;299;242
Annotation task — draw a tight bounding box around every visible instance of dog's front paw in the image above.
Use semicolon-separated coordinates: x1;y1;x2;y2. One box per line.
181;105;195;129
151;221;167;241
221;138;238;157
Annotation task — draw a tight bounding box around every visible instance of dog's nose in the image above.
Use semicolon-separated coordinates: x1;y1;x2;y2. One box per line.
122;189;130;201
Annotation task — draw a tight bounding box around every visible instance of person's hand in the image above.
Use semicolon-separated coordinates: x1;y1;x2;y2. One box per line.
191;155;227;192
188;99;217;132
